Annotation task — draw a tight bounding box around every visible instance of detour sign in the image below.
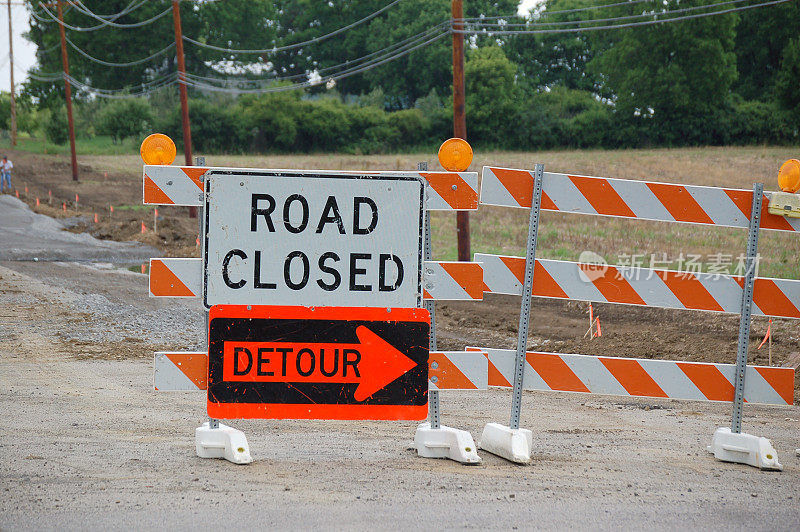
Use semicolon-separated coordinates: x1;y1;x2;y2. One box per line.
207;305;430;420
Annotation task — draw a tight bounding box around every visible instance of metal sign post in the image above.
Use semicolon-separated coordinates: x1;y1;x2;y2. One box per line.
509;164;544;430
479;164;544;464
419;161;441;430
708;182;783;471
731;183;763;433
412;160;481;464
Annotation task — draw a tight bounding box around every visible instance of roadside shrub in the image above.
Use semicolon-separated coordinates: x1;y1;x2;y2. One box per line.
295;99;353;151
241;90;304;151
97;99;153;144
390;108;431;147
159;99;250;153
44;106;68;145
727;100;796;145
348;105;400;153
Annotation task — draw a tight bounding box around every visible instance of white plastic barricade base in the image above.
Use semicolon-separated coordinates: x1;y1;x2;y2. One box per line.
195;422;253;465
479;423;532;464
707;427;782;471
414;422;481;464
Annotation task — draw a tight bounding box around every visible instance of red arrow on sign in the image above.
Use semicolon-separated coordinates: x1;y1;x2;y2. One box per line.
222;325;417;402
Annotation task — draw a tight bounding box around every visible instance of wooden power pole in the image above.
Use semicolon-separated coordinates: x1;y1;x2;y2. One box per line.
56;0;78;181
171;0;196;218
7;0;16;146
452;0;469;261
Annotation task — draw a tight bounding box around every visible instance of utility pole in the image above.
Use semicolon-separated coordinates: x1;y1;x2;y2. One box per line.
56;0;78;181
452;0;469;261
171;0;196;217
7;0;16;146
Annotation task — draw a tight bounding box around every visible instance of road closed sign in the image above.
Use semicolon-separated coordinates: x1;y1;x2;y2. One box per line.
207;305;430;420
203;171;425;308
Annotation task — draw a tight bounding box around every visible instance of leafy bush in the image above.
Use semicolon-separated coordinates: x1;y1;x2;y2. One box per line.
97;99;153;143
240;91;304;151
159;99;250;153
44;106;68;145
295;99;353;151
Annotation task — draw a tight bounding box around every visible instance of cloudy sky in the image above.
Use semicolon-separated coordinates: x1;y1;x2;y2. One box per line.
0;0;542;91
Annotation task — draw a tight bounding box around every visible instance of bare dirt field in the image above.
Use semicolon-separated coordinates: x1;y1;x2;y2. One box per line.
1;255;798;529
1;146;799;528
3;146;799;400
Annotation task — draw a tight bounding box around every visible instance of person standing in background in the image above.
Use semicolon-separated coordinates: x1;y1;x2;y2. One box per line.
0;156;12;193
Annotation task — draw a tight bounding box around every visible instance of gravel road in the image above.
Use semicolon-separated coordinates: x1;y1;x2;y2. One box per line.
1;195;798;530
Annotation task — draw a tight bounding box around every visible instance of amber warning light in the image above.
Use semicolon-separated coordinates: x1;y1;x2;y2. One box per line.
140;133;177;166
778;159;800;193
438;138;473;172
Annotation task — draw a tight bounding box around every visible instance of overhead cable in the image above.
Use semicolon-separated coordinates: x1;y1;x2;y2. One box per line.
64;72;178;98
189;22;450;85
65;36;175;67
70;0;150;20
457;0;790;34
36;1;173;32
182;0;407;54
182;30;448;94
464;0;755;28
461;0;651;21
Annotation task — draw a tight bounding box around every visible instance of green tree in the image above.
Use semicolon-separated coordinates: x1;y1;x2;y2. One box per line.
275;0;518;107
732;1;800;102
506;0;604;93
465;46;518;145
589;0;738;144
97;99;153;143
24;0;277;102
44;106;68;145
0;93;10;129
775;37;800;119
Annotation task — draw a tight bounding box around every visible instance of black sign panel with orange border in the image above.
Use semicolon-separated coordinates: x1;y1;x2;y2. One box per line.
207;305;430;420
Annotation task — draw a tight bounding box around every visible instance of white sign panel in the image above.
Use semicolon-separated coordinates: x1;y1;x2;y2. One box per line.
203;171;424;309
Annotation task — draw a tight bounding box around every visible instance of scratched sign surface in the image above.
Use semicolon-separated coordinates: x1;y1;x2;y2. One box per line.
207;305;430;420
203;171;425;309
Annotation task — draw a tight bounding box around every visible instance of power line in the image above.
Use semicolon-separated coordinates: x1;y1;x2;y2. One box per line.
68;0;172;29
462;0;651;21
65;36;174;67
35;1;173;32
64;72;178;98
182;0;407;54
70;0;150;20
465;0;754;28
188;22;450;86
182;30;449;94
457;0;790;34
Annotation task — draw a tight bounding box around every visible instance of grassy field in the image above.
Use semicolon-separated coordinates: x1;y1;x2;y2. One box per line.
0;135;144;157
81;145;800;280
5;140;799;278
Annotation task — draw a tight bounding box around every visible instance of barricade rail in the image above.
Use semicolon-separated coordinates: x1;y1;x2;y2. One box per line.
473;164;794;466
481;167;800;232
154;350;489;392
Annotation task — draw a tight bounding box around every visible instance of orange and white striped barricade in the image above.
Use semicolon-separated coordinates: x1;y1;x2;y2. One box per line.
466;347;793;406
145;164;486;464
154;348;488;463
412;158;486;463
155;350;489;393
149;257;484;303
476;165;794;469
